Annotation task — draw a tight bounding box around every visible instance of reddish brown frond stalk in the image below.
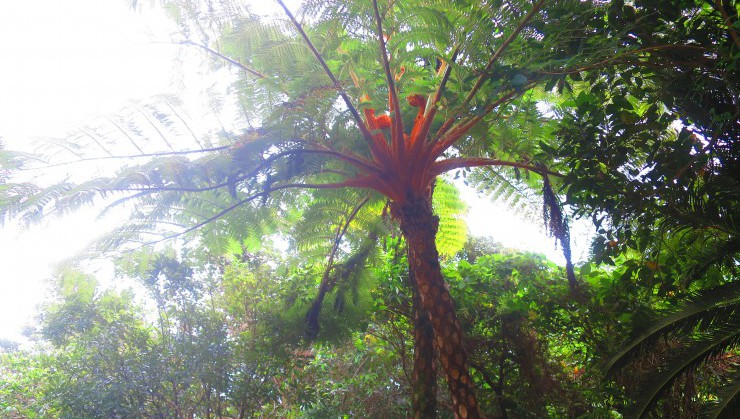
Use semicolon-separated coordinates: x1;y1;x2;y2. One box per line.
422;46;459;143
307;146;383;175
363;108;396;169
431;157;562;178
277;0;376;147
407;94;428;152
432;89;520;158
372;0;405;164
435;117;456;138
342;174;399;201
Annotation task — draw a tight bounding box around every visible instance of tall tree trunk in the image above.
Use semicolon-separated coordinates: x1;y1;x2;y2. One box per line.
394;192;483;419
407;250;437;418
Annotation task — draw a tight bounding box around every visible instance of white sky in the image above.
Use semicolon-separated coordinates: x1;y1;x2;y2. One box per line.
0;0;588;343
0;0;181;343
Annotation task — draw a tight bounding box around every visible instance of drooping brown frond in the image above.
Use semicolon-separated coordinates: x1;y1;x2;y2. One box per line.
542;173;578;295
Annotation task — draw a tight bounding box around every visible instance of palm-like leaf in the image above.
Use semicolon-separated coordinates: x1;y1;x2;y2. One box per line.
605;281;740;417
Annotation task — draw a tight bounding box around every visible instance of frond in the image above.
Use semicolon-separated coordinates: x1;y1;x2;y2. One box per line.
604;281;740;417
702;376;740;419
628;327;739;418
433;179;468;259
467;166;541;221
605;281;740;376
33;96;209;169
291;188;382;261
0;182;41;225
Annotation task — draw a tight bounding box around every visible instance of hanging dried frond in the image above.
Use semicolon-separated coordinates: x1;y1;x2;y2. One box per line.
542;173;577;294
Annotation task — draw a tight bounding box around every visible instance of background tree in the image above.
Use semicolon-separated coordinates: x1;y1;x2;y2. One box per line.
547;0;739;415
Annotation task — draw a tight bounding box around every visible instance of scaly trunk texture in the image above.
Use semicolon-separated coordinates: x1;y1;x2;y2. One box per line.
394;192;483;419
407;251;437;418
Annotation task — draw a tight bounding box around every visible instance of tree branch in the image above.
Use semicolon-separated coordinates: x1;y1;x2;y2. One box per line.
713;0;740;49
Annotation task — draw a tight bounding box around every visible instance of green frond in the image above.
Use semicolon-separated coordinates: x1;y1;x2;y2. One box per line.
304;223;382;339
0;182;41;224
33;97;207;167
433;180;468;259
603;281;740;417
291;188;381;261
703;376;740;419
468;167;541;222
605;281;740;377
629;327;739;418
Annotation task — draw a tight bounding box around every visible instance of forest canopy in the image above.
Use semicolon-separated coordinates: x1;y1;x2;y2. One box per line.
1;0;737;417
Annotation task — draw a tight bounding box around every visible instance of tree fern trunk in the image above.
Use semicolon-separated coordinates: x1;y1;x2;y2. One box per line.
395;192;483;419
408;251;437;418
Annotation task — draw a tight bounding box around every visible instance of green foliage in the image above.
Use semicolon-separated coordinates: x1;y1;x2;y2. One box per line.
370;237;631;417
605;281;740;417
0;351;57;418
1;0;738;416
433;179;468;259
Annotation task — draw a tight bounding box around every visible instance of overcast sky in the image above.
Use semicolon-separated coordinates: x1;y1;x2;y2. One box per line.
0;0;587;344
0;0;180;343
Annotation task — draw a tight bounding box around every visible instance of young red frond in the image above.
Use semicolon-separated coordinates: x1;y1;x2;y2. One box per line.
407;94;426;109
363;108;394;167
375;114;392;129
407;94;428;151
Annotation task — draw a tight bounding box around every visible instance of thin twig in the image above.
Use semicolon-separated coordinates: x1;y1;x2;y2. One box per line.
76;126;114;157
135;105;176;151
103;116;146;154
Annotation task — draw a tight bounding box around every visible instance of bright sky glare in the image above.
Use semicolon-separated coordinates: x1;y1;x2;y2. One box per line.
0;0;587;344
0;0;180;343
